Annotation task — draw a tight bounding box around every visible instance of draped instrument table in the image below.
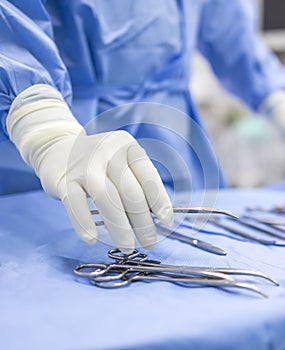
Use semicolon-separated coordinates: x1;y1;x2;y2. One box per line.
0;188;285;350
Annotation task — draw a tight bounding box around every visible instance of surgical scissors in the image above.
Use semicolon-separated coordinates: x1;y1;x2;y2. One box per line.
74;249;278;297
90;206;238;255
155;220;227;255
90;206;238;220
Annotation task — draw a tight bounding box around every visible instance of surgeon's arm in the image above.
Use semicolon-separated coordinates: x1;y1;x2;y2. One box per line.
0;1;72;140
1;2;173;252
197;0;285;114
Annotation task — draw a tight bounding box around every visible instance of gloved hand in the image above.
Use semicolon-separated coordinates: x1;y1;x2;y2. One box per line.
7;84;173;253
260;90;285;131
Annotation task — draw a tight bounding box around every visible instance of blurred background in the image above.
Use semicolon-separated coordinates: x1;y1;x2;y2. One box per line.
190;0;285;187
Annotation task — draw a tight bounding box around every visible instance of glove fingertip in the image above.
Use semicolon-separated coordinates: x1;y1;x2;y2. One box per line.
142;240;156;251
155;206;174;227
118;246;135;255
78;228;98;245
85;237;98;245
118;243;135;255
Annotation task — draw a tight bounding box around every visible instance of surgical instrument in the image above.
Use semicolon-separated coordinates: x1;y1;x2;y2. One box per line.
172;206;238;218
90;273;269;297
239;215;285;240
90;206;238;221
75;261;234;280
243;215;285;226
108;249;277;285
246;205;285;215
90;206;238;255
245;206;285;228
208;217;276;245
156;220;227;255
264;224;285;234
74;249;278;297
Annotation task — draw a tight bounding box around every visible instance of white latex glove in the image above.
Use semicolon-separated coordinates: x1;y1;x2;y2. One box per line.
260;90;285;131
7;84;173;253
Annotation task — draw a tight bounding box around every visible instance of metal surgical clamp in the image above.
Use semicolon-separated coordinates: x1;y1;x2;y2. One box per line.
90;273;269;297
90;206;238;255
74;249;278;297
75;261;234;281
105;249;278;285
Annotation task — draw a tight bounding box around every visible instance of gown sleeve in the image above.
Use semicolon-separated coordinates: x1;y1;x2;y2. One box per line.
0;0;72;140
197;0;285;111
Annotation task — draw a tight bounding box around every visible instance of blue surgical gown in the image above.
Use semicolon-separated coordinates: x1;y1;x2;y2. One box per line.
1;0;285;194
